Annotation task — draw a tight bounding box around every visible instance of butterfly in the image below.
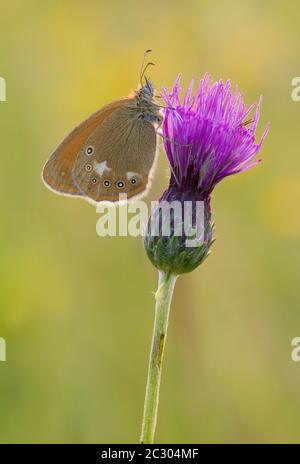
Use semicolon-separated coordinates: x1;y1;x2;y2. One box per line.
42;50;162;205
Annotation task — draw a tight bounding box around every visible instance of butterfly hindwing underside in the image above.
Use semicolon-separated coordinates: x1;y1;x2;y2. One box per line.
73;104;157;202
42;99;129;198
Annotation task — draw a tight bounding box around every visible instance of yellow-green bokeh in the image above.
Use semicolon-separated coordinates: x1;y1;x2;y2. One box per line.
0;0;300;444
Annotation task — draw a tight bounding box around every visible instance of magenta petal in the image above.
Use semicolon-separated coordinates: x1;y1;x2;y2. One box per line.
161;75;269;199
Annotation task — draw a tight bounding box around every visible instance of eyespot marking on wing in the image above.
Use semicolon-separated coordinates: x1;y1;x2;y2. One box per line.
103;179;111;188
126;171;142;185
116;180;125;189
85;146;94;156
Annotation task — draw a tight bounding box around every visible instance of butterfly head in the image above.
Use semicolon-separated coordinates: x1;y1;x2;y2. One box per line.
138;77;155;101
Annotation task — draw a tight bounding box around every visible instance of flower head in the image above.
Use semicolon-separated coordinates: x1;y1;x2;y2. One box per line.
162;74;269;199
144;74;269;275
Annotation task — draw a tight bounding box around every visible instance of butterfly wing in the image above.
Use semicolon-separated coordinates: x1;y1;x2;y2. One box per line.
72;104;157;203
42;98;129;196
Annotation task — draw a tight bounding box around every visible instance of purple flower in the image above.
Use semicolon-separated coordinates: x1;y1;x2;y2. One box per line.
144;74;269;275
162;74;269;199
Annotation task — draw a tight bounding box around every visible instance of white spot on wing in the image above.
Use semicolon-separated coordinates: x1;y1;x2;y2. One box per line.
126;171;142;180
94;161;111;176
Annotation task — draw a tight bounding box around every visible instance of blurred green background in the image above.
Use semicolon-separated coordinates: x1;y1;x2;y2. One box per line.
0;0;300;444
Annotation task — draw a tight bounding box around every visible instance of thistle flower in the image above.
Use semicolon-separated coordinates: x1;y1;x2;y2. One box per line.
144;74;269;275
140;74;269;444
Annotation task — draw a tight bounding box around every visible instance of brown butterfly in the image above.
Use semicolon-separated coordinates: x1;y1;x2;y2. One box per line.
42;50;162;205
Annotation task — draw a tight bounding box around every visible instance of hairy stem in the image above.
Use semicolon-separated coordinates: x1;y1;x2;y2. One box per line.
140;271;177;444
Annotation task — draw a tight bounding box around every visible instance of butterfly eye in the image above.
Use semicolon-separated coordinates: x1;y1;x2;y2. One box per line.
86;146;94;155
85;163;92;172
103;180;111;187
130;178;137;185
116;180;125;189
91;177;98;184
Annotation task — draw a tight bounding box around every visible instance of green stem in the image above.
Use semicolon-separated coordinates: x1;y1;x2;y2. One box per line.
140;271;178;444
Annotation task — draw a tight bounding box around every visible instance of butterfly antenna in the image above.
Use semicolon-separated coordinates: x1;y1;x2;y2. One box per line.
140;49;155;86
141;62;155;86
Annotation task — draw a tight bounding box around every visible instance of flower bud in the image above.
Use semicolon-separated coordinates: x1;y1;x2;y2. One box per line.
144;183;214;274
